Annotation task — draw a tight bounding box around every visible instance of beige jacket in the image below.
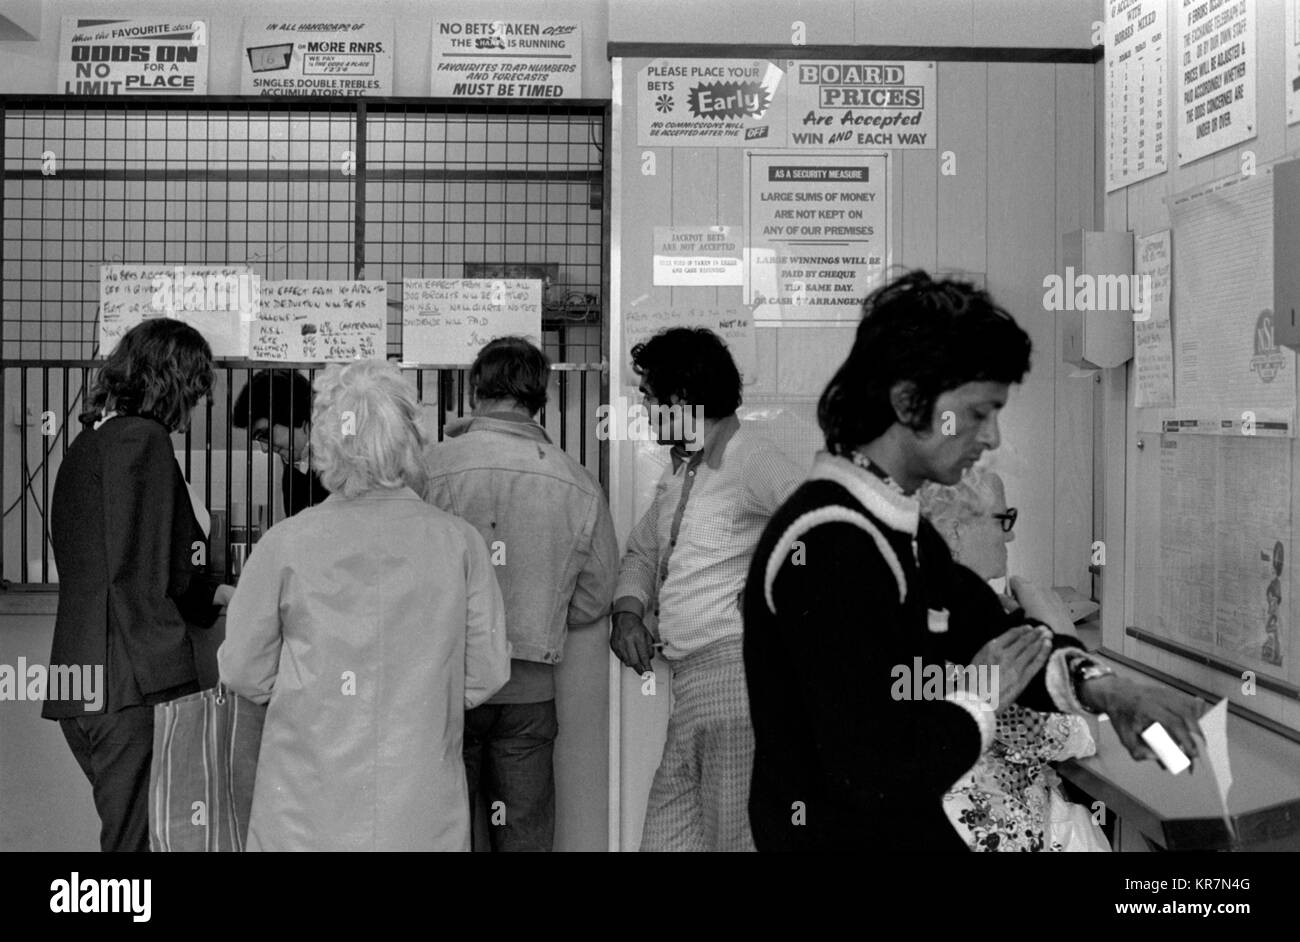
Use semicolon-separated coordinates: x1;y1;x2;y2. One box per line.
218;487;509;851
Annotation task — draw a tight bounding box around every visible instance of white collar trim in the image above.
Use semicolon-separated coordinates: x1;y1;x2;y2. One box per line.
809;452;919;535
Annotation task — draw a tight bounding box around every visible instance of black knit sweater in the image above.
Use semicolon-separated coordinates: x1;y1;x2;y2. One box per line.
742;474;1083;852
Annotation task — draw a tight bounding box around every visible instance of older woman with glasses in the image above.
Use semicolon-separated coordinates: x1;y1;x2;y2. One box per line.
918;466;1108;851
219;359;510;851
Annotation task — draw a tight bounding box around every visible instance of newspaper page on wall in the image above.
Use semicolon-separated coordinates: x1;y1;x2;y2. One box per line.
1105;0;1168;191
1167;165;1291;413
1156;433;1293;681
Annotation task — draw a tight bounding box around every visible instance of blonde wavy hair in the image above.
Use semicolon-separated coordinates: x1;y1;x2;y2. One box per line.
310;360;427;498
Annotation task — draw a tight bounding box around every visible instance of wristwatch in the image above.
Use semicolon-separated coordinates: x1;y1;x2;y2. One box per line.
1070;657;1116;714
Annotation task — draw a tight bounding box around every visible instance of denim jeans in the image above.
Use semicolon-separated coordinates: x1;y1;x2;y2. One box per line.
463;699;558;852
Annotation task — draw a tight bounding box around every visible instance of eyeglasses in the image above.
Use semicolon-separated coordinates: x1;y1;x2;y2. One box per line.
992;507;1018;533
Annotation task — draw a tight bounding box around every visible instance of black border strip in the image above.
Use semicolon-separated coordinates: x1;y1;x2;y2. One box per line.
607;43;1103;64
1123;626;1300;701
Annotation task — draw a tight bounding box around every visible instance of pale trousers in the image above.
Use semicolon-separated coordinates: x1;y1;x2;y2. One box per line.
639;635;756;852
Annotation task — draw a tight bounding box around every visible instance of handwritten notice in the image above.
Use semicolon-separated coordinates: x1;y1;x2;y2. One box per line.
99;265;255;357
250;281;387;362
402;278;541;365
653;226;743;286
1134;229;1174;408
1176;0;1256;165
623;306;757;384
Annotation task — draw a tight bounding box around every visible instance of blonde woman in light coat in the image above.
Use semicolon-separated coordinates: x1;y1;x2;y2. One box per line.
219;360;510;851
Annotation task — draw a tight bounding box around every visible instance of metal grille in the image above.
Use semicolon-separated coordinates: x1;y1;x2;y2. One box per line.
1;96;610;588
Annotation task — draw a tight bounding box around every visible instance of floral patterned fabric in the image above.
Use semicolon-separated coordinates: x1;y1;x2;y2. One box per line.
942;703;1099;852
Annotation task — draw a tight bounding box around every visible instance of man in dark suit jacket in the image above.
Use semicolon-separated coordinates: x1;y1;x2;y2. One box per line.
44;414;226;851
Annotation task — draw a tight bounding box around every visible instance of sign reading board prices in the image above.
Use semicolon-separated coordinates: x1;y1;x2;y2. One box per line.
653;226;744;286
402;279;542;365
638;59;786;147
623;306;758;384
251;282;387;362
241;19;393;96
1176;0;1256;165
99;265;257;358
431;20;581;98
744;152;890;323
785;60;935;149
58;17;209;95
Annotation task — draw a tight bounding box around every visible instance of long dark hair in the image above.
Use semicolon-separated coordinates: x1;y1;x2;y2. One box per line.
818;270;1032;455
82;319;215;432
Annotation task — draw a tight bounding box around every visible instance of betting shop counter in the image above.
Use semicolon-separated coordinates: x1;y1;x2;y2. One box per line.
1056;625;1300;851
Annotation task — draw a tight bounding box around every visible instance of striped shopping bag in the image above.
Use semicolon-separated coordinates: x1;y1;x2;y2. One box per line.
149;684;265;852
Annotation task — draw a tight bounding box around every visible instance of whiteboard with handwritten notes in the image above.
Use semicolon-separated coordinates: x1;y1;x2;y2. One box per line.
401;278;542;365
250;281;387;362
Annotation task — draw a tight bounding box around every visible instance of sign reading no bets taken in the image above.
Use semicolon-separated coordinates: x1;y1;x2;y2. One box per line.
638;59;787;147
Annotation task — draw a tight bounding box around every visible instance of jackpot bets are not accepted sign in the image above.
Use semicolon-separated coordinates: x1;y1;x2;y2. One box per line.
637;59;787;147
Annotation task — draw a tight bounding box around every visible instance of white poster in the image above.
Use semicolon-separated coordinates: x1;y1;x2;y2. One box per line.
653;226;743;286
623;306;757;383
1168;166;1292;411
1134;229;1174;408
1105;0;1168;190
241;19;393;97
1288;0;1300;123
637;59;786;147
1176;0;1256;165
57;17;208;95
744;152;890;323
402;279;542;365
250;282;387;362
99;265;257;358
785;60;935;149
431;20;580;98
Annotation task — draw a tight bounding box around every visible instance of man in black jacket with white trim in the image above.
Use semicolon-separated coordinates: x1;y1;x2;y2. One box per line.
742;270;1205;852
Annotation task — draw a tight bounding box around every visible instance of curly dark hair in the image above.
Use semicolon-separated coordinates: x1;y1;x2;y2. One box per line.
82;319;214;432
631;327;742;419
818;270;1032;455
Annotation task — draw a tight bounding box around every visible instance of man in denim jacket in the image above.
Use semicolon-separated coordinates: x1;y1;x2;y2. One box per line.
423;336;618;851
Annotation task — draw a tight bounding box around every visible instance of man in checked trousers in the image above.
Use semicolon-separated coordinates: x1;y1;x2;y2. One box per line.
610;327;805;852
